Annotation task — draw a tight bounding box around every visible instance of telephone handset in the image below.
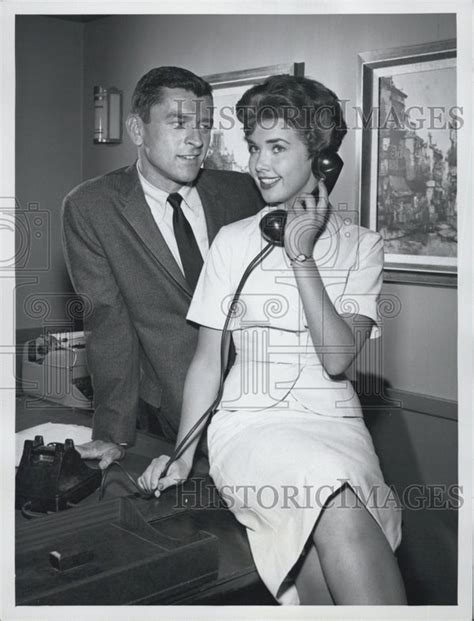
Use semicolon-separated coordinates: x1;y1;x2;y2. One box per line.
259;150;343;246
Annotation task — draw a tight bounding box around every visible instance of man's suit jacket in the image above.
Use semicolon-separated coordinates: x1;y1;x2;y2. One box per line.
62;164;263;444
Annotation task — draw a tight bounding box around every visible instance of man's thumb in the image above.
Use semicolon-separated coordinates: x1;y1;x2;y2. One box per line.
99;455;113;470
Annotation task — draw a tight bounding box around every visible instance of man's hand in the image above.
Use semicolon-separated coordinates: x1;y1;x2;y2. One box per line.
284;180;329;260
75;440;126;470
138;456;191;498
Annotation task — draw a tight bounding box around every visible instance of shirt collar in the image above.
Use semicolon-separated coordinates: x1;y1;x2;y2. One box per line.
136;161;198;212
179;183;200;212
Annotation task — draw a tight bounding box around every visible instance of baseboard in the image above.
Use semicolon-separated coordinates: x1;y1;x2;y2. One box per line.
355;381;457;422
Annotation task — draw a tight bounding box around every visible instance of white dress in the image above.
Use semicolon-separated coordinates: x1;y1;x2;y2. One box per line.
187;207;402;605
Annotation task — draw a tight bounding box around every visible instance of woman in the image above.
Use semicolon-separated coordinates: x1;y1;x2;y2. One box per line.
138;75;406;605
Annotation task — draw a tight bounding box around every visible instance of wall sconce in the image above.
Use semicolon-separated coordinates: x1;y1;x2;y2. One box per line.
93;86;123;143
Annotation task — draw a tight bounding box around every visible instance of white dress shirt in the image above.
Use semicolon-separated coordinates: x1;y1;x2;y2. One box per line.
137;163;209;275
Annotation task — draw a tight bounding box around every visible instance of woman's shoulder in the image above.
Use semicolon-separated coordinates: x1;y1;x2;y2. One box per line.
215;207;268;241
330;212;383;248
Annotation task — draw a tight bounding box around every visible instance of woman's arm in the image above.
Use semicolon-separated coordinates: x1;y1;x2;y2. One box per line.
138;326;230;496
292;261;373;377
284;182;374;377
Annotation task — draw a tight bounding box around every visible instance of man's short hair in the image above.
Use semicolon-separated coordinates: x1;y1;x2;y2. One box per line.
131;66;213;123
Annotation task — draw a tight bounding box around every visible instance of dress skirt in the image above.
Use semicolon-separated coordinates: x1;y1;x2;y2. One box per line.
187;210;402;604
207;401;402;605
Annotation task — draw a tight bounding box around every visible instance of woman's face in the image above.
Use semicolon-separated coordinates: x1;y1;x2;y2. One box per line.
247;117;317;205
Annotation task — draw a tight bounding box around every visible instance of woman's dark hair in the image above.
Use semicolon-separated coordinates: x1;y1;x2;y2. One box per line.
236;74;347;157
131;66;213;123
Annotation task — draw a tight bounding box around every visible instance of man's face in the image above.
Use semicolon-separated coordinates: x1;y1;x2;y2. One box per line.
132;87;213;192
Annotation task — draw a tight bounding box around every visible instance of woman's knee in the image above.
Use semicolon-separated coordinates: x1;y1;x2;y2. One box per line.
313;485;382;551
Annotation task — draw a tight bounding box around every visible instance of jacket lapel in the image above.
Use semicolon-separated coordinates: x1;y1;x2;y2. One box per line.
117;165;192;297
195;170;226;243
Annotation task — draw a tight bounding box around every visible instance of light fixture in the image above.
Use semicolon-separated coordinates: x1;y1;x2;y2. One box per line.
93;86;123;143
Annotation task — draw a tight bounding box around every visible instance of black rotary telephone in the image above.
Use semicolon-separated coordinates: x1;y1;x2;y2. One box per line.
259;149;343;246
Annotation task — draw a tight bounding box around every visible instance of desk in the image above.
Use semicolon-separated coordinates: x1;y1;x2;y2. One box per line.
16;395;275;605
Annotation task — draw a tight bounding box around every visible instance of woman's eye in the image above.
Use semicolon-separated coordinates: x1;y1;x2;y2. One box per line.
248;145;258;154
272;144;285;153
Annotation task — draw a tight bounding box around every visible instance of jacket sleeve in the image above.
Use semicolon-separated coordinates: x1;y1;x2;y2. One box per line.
334;231;384;339
62;194;139;445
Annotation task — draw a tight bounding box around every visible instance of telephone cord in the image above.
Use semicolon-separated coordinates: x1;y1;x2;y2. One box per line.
161;241;275;478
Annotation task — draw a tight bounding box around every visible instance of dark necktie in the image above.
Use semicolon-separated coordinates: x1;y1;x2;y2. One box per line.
167;192;203;291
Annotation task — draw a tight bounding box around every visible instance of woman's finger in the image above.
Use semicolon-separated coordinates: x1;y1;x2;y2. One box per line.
138;455;170;492
138;465;155;492
314;180;329;212
150;457;171;491
287;193;314;216
157;461;184;489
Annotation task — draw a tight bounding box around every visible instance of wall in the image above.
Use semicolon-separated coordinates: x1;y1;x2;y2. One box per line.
80;13;457;401
15;16;84;331
14;14;457;398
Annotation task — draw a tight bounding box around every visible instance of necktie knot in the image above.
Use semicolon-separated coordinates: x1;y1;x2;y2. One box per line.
167;192;183;210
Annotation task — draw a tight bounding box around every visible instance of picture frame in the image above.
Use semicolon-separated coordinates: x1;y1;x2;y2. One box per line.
203;62;305;173
358;40;457;287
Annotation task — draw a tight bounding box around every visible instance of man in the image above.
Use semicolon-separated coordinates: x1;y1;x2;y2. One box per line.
62;66;263;468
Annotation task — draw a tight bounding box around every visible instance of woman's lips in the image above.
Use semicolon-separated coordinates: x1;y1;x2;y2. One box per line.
258;177;281;189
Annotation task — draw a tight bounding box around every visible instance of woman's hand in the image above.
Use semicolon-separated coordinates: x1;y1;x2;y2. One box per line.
137;455;191;498
284;180;329;261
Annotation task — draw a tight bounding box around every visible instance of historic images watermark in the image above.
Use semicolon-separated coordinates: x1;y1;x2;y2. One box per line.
173;478;463;512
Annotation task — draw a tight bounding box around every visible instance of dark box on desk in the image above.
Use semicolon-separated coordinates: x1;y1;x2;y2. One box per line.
16;496;219;605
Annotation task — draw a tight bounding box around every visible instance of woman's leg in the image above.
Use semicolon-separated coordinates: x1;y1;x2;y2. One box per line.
312;485;407;605
294;544;334;605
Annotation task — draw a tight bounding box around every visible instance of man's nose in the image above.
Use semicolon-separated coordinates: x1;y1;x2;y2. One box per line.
186;126;204;148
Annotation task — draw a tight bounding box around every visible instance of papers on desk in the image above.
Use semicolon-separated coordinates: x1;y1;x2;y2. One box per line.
15;423;92;467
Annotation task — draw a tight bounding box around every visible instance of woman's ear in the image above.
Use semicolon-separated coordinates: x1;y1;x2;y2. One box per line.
126;114;144;147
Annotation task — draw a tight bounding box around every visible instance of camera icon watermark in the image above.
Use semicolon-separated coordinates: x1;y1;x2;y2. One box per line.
0;197;50;272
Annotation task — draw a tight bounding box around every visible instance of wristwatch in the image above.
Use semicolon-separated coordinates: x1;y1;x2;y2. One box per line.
290;252;312;263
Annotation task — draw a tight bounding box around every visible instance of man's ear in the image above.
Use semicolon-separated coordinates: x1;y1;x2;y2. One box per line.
126;114;144;147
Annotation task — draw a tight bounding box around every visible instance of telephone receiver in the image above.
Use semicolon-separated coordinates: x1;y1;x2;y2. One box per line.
259;150;343;246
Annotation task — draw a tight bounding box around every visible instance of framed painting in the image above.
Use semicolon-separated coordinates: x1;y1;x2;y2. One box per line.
203;62;304;173
358;40;457;286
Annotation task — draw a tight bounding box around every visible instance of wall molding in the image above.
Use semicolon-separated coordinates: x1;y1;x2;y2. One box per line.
16;329;458;423
359;386;457;422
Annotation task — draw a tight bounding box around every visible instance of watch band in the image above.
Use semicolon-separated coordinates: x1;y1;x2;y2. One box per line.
290;252;312;263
